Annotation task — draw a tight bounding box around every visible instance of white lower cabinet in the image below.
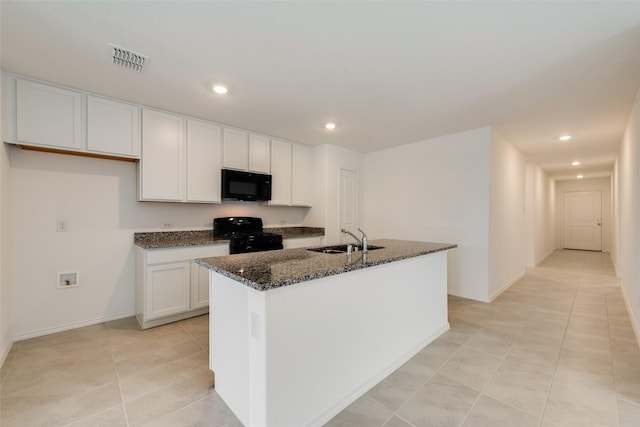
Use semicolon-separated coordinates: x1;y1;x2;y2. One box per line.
191;261;211;309
136;243;228;329
146;262;191;320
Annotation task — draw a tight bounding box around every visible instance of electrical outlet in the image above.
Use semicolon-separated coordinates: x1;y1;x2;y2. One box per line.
57;220;67;232
161;222;173;229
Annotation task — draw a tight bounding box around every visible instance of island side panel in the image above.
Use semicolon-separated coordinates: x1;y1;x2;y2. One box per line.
262;251;449;427
209;271;251;426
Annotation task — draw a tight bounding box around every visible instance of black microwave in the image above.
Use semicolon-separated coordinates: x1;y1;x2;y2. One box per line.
221;169;272;201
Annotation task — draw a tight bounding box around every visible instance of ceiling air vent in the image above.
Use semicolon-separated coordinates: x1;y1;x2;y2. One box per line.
109;43;148;71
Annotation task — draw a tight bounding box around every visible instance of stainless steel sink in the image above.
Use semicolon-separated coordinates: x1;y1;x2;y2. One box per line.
307;244;384;254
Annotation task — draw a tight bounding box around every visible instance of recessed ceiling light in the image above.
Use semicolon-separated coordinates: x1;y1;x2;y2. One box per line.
213;85;228;95
559;135;571;141
577;174;584;179
325;122;336;130
572;161;581;166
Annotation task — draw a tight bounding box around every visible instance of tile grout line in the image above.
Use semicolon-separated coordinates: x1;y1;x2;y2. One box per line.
111;342;132;427
455;333;519;426
139;393;211;427
179;319;208;353
605;279;621;427
537;268;583;427
387;337;467;422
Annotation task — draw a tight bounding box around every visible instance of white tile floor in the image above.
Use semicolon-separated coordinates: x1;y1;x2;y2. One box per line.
1;249;638;426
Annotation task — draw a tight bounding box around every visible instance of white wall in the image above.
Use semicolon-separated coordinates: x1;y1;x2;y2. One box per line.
611;162;619;273
555;177;612;253
0;68;13;364
613;88;640;342
525;162;556;266
362;127;492;301
488;130;526;300
8;147;308;339
303;144;364;244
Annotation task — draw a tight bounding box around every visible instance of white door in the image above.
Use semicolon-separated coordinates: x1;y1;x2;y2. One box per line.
340;169;358;243
563;191;602;251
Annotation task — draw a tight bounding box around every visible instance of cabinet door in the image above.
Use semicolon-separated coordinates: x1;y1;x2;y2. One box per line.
187;120;222;203
191;261;210;309
140;109;185;201
87;95;140;158
222;127;248;170
248;134;271;173
16;79;82;150
292;143;312;207
270;138;293;206
146;262;191;320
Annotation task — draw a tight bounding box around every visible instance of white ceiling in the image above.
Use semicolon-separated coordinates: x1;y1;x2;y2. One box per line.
2;1;640;180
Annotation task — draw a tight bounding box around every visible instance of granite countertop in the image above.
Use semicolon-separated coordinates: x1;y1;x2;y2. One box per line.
134;227;325;249
263;226;324;239
196;239;456;291
134;230;228;249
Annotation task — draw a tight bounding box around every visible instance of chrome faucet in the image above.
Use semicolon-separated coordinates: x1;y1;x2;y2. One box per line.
341;228;368;264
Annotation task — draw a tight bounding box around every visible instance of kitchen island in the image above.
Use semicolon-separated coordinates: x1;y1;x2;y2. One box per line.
196;239;456;427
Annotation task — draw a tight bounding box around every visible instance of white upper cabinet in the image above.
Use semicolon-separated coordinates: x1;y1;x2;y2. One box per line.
140;112;222;204
7;75;312;206
186;120;222;203
139;109;185;202
248;133;271;173
292;143;312;207
222;128;271;173
270;139;313;207
87;95;140;158
270;138;293;206
16;79;82;150
222;127;248;171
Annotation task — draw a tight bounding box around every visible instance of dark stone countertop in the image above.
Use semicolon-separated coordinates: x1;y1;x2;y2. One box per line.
264;226;324;239
134;227;325;249
134;230;228;249
196;239;456;291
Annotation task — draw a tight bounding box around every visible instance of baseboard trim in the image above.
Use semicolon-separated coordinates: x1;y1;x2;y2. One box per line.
620;286;640;349
535;247;557;266
0;337;13;368
13;311;135;342
447;289;489;303
489;271;526;302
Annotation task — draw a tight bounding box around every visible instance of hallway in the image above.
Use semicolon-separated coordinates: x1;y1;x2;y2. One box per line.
328;249;640;426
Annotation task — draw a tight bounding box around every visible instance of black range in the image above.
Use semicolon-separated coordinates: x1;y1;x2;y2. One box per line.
213;217;283;255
